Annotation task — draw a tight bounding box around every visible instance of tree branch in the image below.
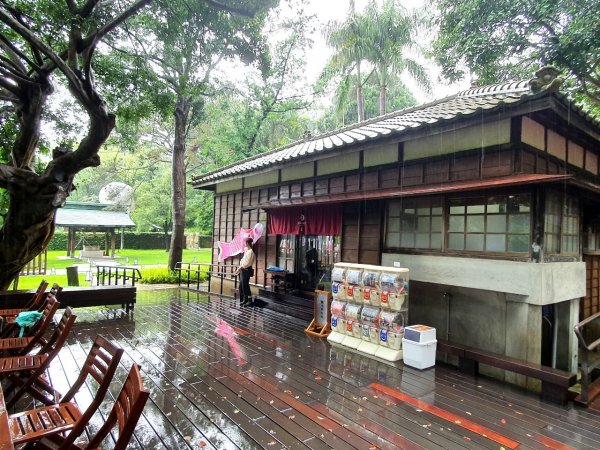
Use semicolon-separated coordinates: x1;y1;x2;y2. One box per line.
0;76;20;96
0;7;81;89
201;0;257;17
82;0;153;48
0;33;41;73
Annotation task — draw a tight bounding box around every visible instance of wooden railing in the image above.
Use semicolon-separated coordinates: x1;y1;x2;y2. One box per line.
95;265;142;287
20;251;47;275
175;262;238;295
574;311;600;404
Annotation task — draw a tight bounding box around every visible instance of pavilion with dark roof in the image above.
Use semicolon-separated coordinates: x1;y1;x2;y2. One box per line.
55;201;135;258
192;67;600;393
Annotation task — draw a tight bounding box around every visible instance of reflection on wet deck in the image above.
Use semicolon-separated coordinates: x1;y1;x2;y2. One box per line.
44;288;600;449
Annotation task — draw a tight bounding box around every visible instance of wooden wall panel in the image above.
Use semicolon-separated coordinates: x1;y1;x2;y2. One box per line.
424;159;449;184
451;153;479;181
346;174;360;192
279;185;290;200
380;167;399;188
269;187;278;201
315;179;329;196
362;171;379;190
481;149;513;178
583;254;600;320
330;176;345;194
303;181;314;197
358;201;382;265
522;151;536;173
291;183;302;198
401;163;422;186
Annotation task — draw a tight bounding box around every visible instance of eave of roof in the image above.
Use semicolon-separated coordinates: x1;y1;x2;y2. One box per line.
191;76;600;190
55;208;135;228
254;174;572;209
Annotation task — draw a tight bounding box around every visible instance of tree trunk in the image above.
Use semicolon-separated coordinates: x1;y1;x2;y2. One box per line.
379;84;387;116
356;61;365;122
168;95;190;270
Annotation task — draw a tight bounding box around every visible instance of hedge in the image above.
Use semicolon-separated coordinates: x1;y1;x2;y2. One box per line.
48;231;168;250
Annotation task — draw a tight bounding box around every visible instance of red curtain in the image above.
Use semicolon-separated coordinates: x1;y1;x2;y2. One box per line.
268;205;341;236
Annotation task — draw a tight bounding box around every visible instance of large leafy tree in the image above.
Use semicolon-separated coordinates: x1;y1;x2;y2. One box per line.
433;0;600;110
121;0;278;270
0;0;151;289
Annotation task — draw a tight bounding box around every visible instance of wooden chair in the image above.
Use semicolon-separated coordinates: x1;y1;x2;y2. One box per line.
0;279;49;318
0;307;76;409
0;282;61;321
8;363;147;450
0;293;60;339
0;294;60;356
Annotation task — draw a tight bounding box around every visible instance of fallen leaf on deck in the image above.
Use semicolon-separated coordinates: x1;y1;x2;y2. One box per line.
198;441;207;447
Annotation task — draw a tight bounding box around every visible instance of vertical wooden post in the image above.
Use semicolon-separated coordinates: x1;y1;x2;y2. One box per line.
111;228;116;258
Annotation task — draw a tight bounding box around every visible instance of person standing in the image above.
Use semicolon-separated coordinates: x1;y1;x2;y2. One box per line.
236;238;256;307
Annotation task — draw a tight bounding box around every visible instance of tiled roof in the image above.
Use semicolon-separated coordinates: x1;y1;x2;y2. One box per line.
56;202;135;228
192;78;599;187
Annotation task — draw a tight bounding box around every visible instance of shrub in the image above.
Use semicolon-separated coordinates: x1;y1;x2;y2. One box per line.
138;267;209;285
138;268;180;284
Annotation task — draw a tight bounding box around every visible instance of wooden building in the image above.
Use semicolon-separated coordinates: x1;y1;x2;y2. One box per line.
192;68;600;383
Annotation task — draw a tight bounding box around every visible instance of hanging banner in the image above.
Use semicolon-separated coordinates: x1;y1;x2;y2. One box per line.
217;223;263;262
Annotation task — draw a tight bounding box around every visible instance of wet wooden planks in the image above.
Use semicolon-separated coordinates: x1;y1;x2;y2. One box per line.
41;291;600;450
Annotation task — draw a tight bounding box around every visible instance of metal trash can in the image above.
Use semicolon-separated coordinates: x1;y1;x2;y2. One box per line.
66;266;79;286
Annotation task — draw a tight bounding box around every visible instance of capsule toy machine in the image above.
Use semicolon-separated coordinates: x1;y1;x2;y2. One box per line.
361;268;381;306
374;310;405;361
331;266;347;300
330;300;347;333
345;267;364;303
357;306;381;355
342;302;363;349
379;268;409;312
328;299;347;344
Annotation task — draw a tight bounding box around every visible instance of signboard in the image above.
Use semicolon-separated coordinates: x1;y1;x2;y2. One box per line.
305;290;332;338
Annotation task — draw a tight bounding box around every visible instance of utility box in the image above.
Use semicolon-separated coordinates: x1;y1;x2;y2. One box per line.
404;325;436;343
402;325;437;370
66;266;79;286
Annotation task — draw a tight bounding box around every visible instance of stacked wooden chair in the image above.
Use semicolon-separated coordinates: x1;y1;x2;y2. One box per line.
0;280;49;318
0;283;62;339
0;293;60;356
0;307;76;409
1;282;62;316
7;335;149;450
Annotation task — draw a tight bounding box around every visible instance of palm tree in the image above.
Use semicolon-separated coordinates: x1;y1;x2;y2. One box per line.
321;0;370;122
362;0;431;115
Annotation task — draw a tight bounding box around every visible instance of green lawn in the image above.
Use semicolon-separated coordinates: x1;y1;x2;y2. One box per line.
45;248;212;268
15;248;213;290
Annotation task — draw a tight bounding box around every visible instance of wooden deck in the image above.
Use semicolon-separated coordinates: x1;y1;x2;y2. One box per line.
31;288;600;449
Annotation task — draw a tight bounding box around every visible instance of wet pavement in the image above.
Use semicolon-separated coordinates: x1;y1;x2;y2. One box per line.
35;289;600;449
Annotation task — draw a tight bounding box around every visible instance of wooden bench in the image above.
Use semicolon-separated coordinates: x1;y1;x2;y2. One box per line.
437;339;576;404
0;286;136;313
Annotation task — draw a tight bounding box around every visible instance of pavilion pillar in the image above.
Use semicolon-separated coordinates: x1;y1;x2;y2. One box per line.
67;228;74;257
110;228;116;258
